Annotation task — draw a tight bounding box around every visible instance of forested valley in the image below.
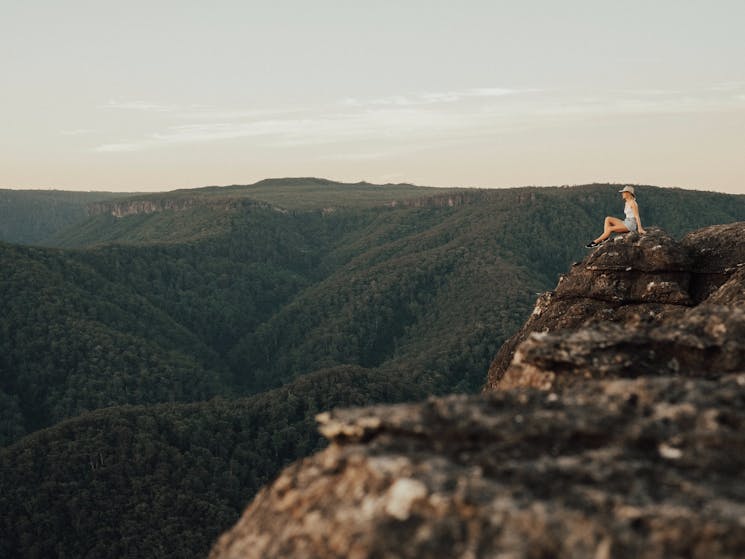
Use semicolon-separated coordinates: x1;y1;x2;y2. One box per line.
2;178;745;558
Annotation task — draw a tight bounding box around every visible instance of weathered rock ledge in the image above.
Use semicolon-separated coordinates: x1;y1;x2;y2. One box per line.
486;223;745;391
211;375;745;559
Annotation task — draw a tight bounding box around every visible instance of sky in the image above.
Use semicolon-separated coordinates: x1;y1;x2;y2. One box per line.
2;0;744;193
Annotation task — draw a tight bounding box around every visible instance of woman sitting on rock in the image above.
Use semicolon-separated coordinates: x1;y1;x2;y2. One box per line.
586;185;646;248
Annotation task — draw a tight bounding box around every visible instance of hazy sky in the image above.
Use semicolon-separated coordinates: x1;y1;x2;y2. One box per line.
2;0;744;193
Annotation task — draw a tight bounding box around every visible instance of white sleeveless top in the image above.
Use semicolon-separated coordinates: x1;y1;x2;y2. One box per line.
624;202;635;220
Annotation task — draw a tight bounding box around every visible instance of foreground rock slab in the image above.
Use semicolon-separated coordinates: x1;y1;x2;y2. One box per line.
210;375;745;559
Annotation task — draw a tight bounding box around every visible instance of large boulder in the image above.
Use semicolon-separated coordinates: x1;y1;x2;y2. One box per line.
210;375;745;559
499;305;745;391
682;222;745;301
704;266;745;308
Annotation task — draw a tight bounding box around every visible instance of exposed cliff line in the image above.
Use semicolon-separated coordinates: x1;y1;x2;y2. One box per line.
87;197;275;218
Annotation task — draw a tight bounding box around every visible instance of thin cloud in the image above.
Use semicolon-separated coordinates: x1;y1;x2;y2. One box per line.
619;88;681;96
60;128;95;136
93;106;496;153
342;87;530;107
533;88;745;119
95;141;145;153
173;107;306;120
100;99;302;120
93;86;744;154
100;99;187;112
708;81;745;92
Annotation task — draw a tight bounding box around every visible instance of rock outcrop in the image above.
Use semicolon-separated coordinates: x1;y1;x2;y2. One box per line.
87;197;260;218
211;375;745;559
386;190;487;209
486;224;745;391
210;222;745;559
499;305;745;391
682;221;745;301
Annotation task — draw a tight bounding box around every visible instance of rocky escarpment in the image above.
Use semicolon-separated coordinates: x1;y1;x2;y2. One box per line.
87;197;264;218
210;222;745;559
87;192;484;218
486;223;745;391
386;190;487;209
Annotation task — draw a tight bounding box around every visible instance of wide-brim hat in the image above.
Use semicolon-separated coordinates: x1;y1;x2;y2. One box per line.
618;185;635;196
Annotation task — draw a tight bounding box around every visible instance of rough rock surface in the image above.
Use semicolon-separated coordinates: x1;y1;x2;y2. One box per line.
211;376;745;559
210;222;745;559
682;222;745;301
500;305;745;391
485;223;745;391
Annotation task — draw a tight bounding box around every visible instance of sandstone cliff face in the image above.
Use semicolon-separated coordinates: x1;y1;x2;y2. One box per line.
87;197;260;218
386;190;487;209
210;222;745;559
88;190;483;218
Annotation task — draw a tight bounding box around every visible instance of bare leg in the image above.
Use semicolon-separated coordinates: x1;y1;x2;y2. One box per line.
593;216;629;243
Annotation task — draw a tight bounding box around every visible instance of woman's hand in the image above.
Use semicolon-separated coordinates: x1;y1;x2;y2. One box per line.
638;227;646;235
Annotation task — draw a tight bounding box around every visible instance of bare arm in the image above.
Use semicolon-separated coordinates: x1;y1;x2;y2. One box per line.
632;200;646;234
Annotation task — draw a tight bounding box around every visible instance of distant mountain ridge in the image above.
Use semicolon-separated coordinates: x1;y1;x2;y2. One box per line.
82;177;467;218
3;177;745;245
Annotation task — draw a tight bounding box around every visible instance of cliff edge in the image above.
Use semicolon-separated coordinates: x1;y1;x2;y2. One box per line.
210;222;745;559
487;223;745;391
